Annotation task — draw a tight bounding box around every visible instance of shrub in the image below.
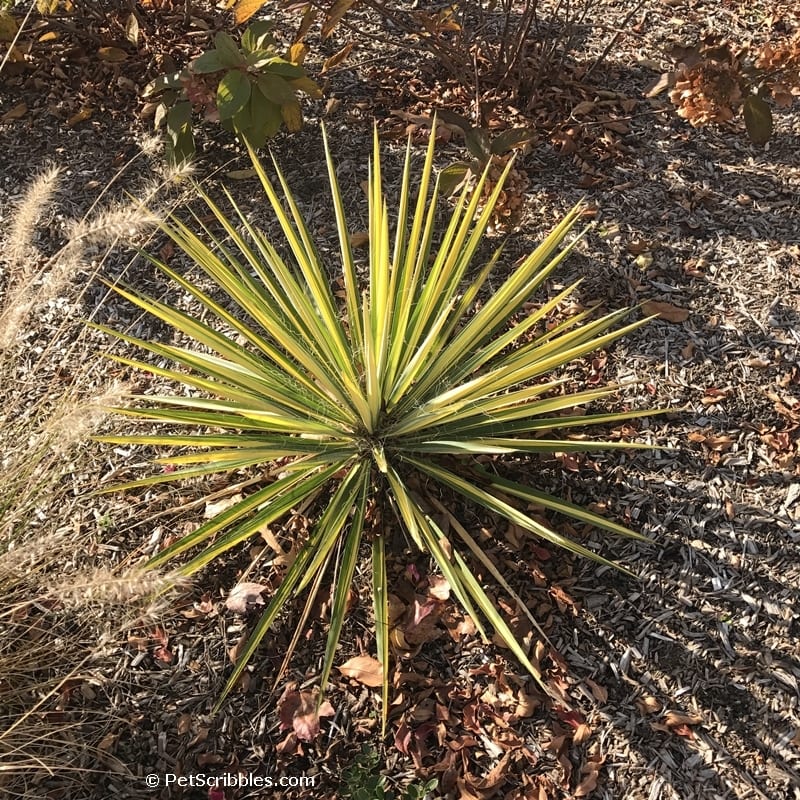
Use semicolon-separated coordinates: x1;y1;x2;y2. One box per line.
660;33;800;144
143;20;321;164
436;109;535;233
95;127;660;729
233;0;597;99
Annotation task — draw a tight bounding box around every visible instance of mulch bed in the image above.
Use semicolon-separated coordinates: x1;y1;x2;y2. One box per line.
1;1;799;799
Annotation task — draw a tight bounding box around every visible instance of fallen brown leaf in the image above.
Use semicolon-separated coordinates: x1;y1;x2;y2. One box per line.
642;300;690;322
97;46;128;62
664;711;703;727
204;493;243;518
574;755;605;797
2;102;27;121
636;695;662;715
322;41;353;73
573;722;592;745
338;654;383;687
427;575;450;601
585;678;608;704
227;634;247;664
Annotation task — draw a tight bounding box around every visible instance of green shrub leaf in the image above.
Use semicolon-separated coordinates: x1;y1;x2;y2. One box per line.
241;20;275;54
743;94;773;144
217;70;252;121
191;50;225;74
165;101;194;165
256;73;295;105
214;31;246;67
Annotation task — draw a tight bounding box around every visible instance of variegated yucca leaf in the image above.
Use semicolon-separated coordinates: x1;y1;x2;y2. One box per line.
96;127;660;732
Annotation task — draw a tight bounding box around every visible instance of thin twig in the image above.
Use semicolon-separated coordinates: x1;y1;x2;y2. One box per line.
584;0;647;80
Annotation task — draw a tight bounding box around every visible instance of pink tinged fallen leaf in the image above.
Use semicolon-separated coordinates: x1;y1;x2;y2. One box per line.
224;581;267;614
427;574;450;601
411;595;439;627
277;687;335;742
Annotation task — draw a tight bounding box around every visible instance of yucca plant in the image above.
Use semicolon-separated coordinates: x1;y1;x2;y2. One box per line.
94;127;660;731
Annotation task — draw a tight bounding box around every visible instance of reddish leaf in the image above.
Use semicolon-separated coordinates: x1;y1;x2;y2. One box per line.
277;687;335;742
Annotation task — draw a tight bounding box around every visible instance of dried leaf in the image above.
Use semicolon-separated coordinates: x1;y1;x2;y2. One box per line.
97;46;128;62
98;732;119;751
411;595;439;627
124;13;139;45
644;72;674;97
673;723;696;738
234;0;267;24
227;634;246;664
574;756;604;797
664;711;703;727
338;655;383;687
573;722;592;744
572;100;597;116
204;493;243;518
642;300;690;322
321;0;356;38
322;41;353;73
515;689;540;718
585;678;608;703
278;688;335;741
636;695;662;715
225;582;267;614
66;107;93;127
1;102;27;121
427;575;450;601
349;231;369;248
